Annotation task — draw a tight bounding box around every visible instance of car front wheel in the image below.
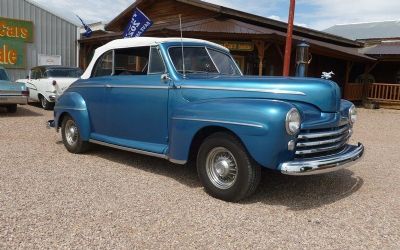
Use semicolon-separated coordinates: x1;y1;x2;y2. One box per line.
197;132;261;202
61;115;90;154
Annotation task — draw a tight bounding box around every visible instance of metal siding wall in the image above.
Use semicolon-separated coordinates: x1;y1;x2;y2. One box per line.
0;0;78;81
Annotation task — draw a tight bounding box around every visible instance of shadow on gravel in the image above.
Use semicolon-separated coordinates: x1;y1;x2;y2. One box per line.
243;169;364;210
0;106;43;117
89;145;202;188
86;145;363;209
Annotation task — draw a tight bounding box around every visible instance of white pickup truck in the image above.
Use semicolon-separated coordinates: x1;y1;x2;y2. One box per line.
17;66;82;110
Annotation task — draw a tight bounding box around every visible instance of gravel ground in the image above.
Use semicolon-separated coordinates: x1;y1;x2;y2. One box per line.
0;104;399;249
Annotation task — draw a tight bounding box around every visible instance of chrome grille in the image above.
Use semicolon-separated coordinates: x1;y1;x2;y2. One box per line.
295;124;352;158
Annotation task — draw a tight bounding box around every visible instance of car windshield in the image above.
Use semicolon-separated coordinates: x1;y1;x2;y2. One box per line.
169;47;241;76
0;69;10;81
45;68;83;78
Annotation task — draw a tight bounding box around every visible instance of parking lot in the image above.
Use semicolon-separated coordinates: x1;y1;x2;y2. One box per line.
0;104;399;249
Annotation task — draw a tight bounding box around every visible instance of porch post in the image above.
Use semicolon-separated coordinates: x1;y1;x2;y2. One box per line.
254;41;271;76
254;40;265;76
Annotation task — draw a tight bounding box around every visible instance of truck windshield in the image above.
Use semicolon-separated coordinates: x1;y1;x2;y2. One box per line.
45;68;83;78
169;47;241;76
0;69;10;81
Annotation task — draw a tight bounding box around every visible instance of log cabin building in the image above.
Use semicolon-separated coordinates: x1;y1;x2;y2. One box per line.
78;0;377;101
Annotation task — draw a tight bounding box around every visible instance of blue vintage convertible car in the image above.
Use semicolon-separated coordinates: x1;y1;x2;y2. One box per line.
49;37;364;201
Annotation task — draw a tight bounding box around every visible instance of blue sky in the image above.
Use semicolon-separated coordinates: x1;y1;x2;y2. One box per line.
32;0;400;31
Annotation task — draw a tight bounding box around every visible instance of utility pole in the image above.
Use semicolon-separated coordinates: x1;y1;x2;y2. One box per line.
283;0;296;77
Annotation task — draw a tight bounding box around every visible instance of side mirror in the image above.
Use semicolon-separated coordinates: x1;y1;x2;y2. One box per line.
161;73;171;83
26;75;29;79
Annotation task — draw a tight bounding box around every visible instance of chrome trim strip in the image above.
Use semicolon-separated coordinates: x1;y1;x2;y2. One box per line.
89;139;188;165
172;117;264;128
296;132;351;147
107;85;170;89
70;85;105;88
89;139;168;159
295;139;349;155
280;143;364;176
72;85;169;89
179;85;306;96
298;125;349;139
55;106;86;111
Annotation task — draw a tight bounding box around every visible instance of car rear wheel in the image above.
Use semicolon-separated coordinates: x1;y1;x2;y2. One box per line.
40;95;54;110
197;132;261;202
61;115;90;154
6;104;17;113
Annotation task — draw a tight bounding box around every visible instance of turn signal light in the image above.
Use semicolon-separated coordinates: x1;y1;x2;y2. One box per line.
21;90;29;96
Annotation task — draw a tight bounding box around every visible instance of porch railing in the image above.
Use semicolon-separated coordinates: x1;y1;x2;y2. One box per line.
367;83;400;103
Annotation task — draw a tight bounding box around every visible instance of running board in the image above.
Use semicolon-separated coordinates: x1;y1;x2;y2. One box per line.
89;139;187;165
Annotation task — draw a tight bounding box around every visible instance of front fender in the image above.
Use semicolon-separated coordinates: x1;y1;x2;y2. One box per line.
54;92;91;141
169;98;297;169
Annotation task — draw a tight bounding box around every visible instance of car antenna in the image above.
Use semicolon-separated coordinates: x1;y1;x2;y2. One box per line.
179;14;186;79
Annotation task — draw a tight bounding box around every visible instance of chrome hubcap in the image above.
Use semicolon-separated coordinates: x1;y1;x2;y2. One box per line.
41;97;46;107
65;120;78;146
206;147;238;189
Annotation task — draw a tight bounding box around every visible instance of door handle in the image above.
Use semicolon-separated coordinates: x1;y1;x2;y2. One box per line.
105;84;112;88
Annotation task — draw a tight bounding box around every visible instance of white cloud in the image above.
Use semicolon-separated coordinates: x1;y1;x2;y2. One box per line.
268;15;282;21
297;0;400;29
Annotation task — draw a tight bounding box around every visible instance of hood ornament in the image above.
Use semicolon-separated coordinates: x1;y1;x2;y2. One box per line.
321;71;335;80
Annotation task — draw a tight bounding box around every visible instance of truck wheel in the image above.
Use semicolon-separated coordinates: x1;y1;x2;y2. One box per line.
6;105;17;113
61;115;90;154
40;95;54;110
197;132;261;202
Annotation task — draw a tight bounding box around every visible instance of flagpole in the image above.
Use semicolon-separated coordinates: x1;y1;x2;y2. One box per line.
283;0;296;77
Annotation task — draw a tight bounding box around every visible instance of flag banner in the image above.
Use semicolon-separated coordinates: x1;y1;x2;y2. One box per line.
123;8;153;38
76;15;93;38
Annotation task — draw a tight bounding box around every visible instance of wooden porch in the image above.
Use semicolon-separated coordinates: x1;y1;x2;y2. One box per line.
344;82;400;108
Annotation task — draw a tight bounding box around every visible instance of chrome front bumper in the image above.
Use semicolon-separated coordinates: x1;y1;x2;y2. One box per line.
280;143;364;175
0;95;28;105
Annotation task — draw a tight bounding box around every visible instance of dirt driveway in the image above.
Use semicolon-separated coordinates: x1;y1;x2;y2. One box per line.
0;105;399;249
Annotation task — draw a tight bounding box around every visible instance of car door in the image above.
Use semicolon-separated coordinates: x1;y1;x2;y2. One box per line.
104;46;169;154
25;68;39;101
78;50;113;135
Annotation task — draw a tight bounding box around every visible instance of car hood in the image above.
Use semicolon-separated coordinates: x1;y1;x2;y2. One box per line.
178;76;341;112
0;80;26;91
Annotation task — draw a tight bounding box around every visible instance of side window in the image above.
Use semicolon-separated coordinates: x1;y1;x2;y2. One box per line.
148;47;165;74
92;50;113;77
31;69;40;79
114;46;150;76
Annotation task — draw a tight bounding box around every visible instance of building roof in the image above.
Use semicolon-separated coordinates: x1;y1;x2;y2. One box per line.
106;0;362;48
360;41;400;55
81;37;228;79
25;0;79;26
324;20;400;40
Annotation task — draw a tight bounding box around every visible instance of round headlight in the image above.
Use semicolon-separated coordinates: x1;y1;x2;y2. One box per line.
349;105;357;125
286;108;301;135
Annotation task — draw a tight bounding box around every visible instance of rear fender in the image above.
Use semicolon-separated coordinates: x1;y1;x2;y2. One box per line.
54;92;91;141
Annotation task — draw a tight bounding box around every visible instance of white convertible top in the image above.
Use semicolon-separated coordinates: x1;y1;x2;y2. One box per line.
81;37;228;79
